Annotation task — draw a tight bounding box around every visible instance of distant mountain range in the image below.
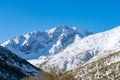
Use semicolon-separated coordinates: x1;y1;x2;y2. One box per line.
1;25;120;74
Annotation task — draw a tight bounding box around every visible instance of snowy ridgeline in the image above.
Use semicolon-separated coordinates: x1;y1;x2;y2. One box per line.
30;26;120;72
2;25;120;72
1;25;92;60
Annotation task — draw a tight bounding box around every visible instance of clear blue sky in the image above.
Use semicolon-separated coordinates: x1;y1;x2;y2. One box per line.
0;0;120;44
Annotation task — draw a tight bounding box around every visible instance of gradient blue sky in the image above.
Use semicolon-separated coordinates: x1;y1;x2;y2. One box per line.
0;0;120;43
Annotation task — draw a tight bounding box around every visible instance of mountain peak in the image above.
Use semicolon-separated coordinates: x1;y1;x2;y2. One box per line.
1;25;92;60
24;31;45;39
46;25;70;35
55;24;69;29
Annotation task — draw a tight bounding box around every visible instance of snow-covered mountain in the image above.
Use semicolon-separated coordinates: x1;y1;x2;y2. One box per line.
2;25;120;73
1;25;92;60
35;26;120;72
0;46;41;80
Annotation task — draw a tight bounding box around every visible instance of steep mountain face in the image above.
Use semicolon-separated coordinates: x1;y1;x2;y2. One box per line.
0;46;40;80
37;26;120;72
1;25;92;60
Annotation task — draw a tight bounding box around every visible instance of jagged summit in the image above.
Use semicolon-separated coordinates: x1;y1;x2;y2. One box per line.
1;25;92;60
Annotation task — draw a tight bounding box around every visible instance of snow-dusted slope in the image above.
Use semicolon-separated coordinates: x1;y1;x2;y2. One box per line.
0;46;40;80
1;25;92;60
64;51;120;80
39;26;120;72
